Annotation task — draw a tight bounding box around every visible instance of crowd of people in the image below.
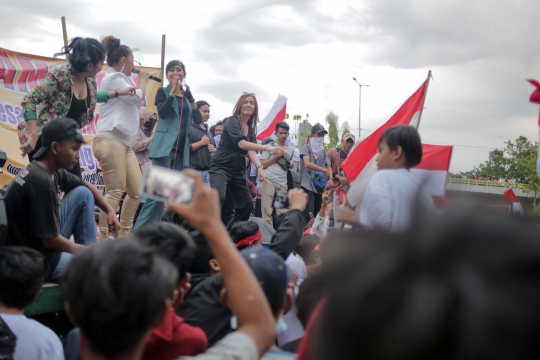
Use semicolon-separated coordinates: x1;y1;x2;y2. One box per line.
1;35;540;360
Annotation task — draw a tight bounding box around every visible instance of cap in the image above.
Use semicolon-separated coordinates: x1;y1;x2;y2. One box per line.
311;124;328;135
33;118;82;160
240;247;292;313
342;133;356;142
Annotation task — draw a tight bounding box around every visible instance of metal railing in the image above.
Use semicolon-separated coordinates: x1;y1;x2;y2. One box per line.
448;178;526;189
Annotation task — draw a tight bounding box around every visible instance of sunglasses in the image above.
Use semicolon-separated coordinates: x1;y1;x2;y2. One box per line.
242;92;256;97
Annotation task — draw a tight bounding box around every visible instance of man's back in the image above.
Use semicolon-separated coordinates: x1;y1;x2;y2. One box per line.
5;162;61;269
360;168;435;233
1;313;63;360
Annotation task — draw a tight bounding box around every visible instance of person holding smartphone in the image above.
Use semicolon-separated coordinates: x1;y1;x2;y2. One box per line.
133;60;199;233
210;93;280;228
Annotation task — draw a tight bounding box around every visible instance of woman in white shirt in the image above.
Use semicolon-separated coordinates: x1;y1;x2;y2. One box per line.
93;36;148;239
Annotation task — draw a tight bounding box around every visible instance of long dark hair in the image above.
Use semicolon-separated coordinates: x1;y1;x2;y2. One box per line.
232;93;259;140
54;37;106;73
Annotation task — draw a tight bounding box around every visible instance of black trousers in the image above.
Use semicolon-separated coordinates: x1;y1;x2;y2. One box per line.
302;186;322;223
210;166;253;229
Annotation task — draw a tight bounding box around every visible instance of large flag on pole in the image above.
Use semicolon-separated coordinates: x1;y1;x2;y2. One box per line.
527;79;540;175
411;144;453;197
342;79;429;207
257;94;287;141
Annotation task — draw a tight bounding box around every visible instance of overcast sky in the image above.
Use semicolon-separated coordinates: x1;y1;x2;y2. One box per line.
1;0;539;172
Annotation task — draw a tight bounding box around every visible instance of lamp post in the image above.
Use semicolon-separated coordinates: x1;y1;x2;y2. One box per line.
353;78;369;140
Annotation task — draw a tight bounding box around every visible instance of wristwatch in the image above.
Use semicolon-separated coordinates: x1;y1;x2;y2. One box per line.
257;165;263;170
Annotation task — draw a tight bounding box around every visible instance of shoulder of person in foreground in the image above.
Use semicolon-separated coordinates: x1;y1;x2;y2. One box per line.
178;332;258;360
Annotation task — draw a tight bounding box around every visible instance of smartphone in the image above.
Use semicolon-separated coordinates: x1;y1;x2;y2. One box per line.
273;190;289;209
139;166;194;205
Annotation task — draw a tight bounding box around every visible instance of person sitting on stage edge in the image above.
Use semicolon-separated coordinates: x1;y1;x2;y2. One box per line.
4;118;120;283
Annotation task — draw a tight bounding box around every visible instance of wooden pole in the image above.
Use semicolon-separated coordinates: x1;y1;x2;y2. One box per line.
415;70;432;130
61;17;68;50
160;35;166;83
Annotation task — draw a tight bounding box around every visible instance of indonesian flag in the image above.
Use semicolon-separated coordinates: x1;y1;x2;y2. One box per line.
504;188;525;216
411;144;453;198
527;80;540;175
257;94;287;141
342;79;429;207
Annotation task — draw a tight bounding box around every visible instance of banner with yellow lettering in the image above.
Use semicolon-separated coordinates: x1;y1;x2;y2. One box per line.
0;47;162;187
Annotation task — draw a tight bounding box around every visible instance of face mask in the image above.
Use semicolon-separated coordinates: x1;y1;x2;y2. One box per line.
144;119;156;130
311;137;324;145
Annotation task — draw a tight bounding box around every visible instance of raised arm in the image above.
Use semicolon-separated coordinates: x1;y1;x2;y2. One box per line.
169;171;276;357
268;189;308;259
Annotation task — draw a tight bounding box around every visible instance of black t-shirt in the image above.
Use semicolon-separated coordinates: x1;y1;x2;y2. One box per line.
4;161;85;272
212;116;256;170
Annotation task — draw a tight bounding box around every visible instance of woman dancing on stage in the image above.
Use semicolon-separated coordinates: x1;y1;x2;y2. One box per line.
20;37;134;177
92;36;148;239
210;92;280;227
132;60;199;232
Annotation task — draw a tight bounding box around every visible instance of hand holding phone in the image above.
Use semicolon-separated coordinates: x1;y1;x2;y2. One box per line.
139;166;194;205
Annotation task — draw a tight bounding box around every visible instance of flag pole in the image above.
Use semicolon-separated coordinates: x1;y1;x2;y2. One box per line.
61;17;68;55
160;35;166;84
415;70;432;130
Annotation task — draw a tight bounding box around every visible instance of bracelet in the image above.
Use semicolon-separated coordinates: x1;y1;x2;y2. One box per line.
262;145;267;151
257;165;263;169
115;90;118;98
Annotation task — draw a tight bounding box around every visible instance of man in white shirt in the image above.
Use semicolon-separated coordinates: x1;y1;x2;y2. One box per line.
260;122;294;227
0;247;63;360
337;126;435;233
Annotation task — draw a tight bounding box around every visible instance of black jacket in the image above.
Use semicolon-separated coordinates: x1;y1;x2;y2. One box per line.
189;123;215;171
177;209;305;346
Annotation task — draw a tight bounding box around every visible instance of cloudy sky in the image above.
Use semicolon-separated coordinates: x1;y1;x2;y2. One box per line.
1;0;539;172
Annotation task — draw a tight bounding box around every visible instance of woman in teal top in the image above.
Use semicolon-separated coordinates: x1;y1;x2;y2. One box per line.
133;60;199;232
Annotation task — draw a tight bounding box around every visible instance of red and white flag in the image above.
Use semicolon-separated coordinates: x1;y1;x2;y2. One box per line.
411;144;453;198
342;79;429;207
504;188;525;216
257;94;287;141
527;79;540;175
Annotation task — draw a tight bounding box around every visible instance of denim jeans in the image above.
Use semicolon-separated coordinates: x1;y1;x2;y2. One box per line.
197;170;211;187
46;186;97;283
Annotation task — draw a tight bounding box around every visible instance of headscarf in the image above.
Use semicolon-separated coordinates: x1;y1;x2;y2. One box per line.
141;110;157;137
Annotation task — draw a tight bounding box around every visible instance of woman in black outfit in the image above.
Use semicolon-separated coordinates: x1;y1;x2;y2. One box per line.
210;93;279;227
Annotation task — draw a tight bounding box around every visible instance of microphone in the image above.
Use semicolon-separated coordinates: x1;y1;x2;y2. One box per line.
132;67;162;82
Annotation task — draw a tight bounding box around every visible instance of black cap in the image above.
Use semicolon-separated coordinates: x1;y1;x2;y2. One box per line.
311;124;328;135
33;118;82;160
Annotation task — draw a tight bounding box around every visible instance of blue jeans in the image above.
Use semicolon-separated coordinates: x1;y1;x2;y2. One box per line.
46;186;97;283
197;170;210;186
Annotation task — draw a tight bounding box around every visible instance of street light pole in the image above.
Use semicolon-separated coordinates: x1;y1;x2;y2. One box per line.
353;78;369;140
